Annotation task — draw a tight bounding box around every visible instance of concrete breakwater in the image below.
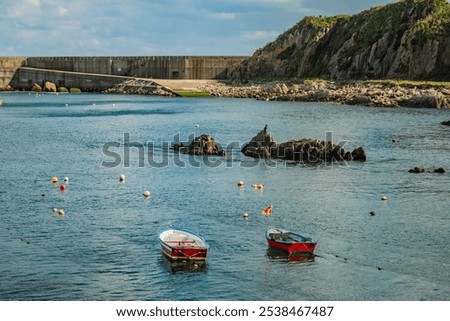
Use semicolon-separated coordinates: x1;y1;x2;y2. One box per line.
199;80;450;108
0;56;248;92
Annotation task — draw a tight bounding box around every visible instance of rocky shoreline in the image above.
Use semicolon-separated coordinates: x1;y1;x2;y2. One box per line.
199;80;450;108
3;78;450;109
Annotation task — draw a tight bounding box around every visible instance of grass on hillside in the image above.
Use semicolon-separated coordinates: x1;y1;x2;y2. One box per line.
177;91;210;97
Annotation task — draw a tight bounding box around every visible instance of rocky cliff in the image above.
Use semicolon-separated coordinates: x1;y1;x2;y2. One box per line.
232;0;450;81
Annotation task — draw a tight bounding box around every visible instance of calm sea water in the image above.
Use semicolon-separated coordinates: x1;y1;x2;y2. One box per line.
0;92;449;301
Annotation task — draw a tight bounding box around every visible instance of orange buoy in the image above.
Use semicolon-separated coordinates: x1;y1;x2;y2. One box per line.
60;184;66;191
51;176;58;183
58;209;65;216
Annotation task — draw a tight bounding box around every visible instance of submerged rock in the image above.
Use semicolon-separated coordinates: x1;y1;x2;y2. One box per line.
173;134;225;156
409;166;425;173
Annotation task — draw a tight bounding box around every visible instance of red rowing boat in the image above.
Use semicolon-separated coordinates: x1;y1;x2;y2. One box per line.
158;228;209;261
266;227;316;254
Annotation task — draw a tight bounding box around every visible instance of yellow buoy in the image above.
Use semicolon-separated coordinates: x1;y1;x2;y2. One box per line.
51;176;58;183
237;180;245;187
243;212;249;219
257;184;265;190
143;191;151;197
58;209;65;216
381;196;388;201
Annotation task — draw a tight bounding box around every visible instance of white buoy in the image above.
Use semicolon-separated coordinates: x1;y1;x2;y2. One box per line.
243;212;249;219
381;196;388;201
237;180;245;187
143;190;151;197
52;208;58;213
251;184;257;189
195;124;200;128
119;174;125;182
64;177;69;182
65;104;69;107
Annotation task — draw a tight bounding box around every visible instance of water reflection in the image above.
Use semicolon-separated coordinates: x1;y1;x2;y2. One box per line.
266;248;315;262
161;255;207;273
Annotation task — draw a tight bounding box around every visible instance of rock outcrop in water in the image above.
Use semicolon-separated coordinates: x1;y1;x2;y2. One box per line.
173;134;226;156
241;126;366;163
231;0;450;81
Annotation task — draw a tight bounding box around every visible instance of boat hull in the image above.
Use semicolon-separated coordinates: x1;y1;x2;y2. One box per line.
158;228;208;261
267;239;316;254
266;227;316;254
160;242;208;261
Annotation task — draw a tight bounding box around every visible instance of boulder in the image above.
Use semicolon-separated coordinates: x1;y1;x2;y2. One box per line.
173;134;225;156
58;87;69;93
399;94;445;108
44;81;57;92
351;147;367;161
345;96;372;106
409;166;425;173
441;120;450;126
434;167;446;173
31;83;42;92
241;125;276;158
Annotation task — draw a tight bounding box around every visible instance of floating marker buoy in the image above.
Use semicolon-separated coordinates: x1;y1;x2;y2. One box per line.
58;209;65;216
119;174;125;182
381;196;388;201
60;184;66;191
65;104;69;107
143;191;151;197
195;124;200;128
257;184;265;190
243;212;249;219
51;176;58;183
52;208;58;213
251;184;257;189
370;211;376;216
237;180;244;187
64;177;69;182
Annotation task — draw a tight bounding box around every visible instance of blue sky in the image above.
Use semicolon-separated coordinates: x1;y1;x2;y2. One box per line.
1;0;408;56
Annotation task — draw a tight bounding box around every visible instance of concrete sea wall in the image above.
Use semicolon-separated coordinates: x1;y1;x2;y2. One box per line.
1;56;248;91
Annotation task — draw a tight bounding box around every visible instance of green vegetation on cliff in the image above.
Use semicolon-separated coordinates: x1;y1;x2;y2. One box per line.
234;0;450;81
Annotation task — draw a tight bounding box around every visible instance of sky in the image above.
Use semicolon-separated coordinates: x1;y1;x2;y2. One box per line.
0;0;414;57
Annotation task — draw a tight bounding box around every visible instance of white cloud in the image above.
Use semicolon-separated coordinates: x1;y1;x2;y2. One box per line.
54;6;69;16
243;30;279;40
210;12;236;20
